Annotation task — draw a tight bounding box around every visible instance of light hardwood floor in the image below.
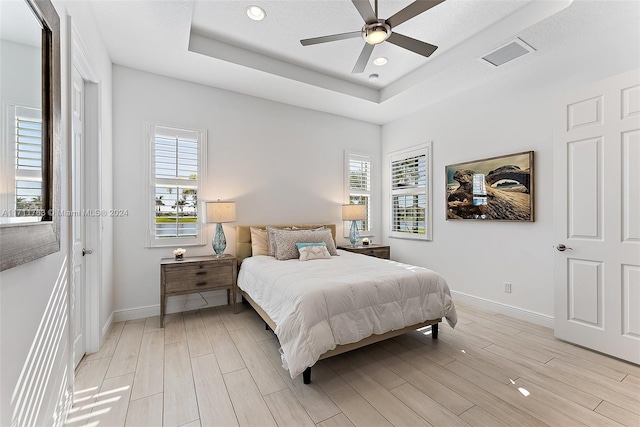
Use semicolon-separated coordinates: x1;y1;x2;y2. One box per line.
66;303;640;427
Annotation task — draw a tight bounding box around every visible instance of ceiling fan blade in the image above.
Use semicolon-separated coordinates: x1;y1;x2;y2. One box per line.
352;0;377;24
300;31;362;46
386;0;446;28
352;43;374;73
387;32;438;57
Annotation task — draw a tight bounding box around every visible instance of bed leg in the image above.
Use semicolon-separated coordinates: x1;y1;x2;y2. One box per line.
265;322;270;331
303;367;311;384
431;323;439;339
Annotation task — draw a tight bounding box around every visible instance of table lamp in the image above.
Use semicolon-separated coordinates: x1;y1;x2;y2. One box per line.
207;200;236;257
342;204;366;247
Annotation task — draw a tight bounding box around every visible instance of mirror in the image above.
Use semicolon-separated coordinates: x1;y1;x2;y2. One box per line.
0;0;60;271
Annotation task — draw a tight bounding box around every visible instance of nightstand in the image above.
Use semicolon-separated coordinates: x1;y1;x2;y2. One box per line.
160;255;237;327
337;244;390;260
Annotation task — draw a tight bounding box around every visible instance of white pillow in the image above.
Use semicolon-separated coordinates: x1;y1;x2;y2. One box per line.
299;245;331;261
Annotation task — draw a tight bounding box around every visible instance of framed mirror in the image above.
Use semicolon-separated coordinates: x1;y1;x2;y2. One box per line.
0;0;60;271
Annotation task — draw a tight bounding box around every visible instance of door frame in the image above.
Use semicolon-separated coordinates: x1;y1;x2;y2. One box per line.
68;16;102;363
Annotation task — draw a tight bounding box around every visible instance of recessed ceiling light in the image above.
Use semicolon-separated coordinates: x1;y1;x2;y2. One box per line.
373;57;388;66
368;74;379;82
246;5;266;21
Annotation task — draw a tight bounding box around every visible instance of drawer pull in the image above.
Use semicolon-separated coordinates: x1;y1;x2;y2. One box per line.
196;271;207;276
196;282;207;286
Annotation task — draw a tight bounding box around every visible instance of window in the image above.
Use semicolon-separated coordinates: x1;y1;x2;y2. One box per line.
389;143;432;240
147;124;206;247
0;105;43;219
345;151;372;236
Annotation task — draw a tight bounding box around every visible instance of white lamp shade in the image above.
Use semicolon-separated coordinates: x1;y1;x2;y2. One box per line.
207;201;236;223
342;204;366;221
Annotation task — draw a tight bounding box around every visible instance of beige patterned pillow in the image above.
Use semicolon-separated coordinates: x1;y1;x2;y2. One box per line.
299;245;331;261
272;228;338;260
250;227;269;256
266;226;325;257
266;227;291;256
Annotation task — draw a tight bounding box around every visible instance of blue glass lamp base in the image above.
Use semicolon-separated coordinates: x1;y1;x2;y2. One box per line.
349;220;360;247
212;223;227;257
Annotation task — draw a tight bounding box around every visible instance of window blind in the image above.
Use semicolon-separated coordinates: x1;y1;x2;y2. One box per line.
15;109;43;212
346;152;372;233
389;145;430;239
152;126;200;240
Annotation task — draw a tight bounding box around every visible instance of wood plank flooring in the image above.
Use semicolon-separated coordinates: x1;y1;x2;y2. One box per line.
66;303;640;427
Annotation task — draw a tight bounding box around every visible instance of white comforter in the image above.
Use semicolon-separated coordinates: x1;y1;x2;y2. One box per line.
237;250;457;378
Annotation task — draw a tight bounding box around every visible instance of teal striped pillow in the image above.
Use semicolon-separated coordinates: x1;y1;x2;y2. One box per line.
296;242;327;249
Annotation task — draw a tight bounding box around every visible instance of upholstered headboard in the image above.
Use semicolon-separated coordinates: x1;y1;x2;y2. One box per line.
236;224;337;263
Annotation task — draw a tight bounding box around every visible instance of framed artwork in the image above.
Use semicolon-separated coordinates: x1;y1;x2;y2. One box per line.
446;151;534;221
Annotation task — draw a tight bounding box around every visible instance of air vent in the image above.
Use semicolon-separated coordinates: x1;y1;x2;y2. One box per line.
481;38;535;67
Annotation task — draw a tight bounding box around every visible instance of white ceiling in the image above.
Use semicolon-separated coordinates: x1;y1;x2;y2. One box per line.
87;0;640;124
189;0;531;88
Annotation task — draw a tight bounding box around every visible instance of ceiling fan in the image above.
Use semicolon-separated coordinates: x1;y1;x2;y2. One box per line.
300;0;446;74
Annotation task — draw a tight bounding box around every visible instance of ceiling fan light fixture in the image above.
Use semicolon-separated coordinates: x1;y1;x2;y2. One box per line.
363;22;390;45
246;5;266;21
373;56;388;66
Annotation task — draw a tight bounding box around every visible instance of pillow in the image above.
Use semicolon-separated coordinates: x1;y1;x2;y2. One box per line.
266;226;325;256
299;245;331;261
250;227;269;256
296;242;327;249
266;227;288;256
271;228;338;260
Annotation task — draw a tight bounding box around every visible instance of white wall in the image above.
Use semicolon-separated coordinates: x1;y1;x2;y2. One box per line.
0;1;112;425
380;7;640;326
0;40;40;107
111;65;381;319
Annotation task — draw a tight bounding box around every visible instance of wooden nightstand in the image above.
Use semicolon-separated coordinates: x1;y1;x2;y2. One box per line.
160;255;237;327
337;244;390;260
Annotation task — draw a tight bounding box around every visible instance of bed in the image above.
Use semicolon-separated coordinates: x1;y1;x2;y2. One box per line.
236;224;457;383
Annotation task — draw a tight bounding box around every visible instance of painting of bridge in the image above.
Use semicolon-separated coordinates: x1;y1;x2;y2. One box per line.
446;151;534;221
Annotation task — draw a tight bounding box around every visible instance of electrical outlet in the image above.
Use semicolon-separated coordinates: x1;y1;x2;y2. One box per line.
504;282;512;293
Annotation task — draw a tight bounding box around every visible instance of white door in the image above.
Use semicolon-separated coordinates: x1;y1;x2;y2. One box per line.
71;66;87;368
553;69;640;364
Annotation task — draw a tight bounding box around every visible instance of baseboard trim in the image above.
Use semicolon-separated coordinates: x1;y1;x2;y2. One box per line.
101;312;114;341
451;291;554;328
113;292;232;323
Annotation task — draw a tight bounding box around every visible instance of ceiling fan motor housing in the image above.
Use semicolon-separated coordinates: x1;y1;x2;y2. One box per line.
362;20;391;45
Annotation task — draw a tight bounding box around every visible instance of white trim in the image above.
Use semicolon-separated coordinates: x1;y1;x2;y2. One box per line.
388;142;433;241
113;305;158;323
113;292;231;322
144;122;207;248
344;150;374;238
451;290;554;328
68;15;102;362
101;311;114;340
71;23;99;82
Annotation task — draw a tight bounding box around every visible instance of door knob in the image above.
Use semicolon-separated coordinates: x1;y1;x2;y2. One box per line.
556;244;573;252
82;248;93;256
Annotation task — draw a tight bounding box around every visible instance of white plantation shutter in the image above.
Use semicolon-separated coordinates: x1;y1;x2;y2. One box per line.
15;110;43;212
345;152;372;235
389;143;432;240
0;105;44;216
147;124;206;247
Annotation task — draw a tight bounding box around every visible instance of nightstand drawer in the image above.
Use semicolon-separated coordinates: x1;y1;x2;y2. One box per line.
164;262;232;293
337;244;391;260
160;255;238;326
360;247;390;259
